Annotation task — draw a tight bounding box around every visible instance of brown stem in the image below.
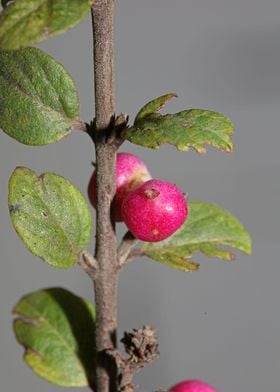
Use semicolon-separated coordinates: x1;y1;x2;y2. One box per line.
94;143;118;392
92;0;115;130
91;1;118;392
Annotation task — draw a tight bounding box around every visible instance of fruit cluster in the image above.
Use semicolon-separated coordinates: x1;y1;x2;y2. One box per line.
88;152;188;242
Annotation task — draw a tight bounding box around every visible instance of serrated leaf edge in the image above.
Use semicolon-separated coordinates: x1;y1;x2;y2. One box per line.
134;92;177;123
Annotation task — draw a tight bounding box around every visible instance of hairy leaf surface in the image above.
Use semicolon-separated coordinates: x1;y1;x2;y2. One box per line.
141;201;252;271
125;94;234;153
0;0;94;50
13;288;96;387
9;167;92;268
0;47;80;145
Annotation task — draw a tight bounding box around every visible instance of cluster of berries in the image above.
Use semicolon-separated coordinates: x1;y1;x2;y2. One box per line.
88;152;188;242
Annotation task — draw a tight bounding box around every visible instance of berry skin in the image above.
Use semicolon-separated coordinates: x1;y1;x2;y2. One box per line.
88;152;151;222
170;380;218;392
122;179;188;242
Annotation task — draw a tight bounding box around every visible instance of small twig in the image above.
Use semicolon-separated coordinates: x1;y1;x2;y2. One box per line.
117;231;139;269
125;248;144;265
118;326;160;392
73;119;89;132
78;250;99;280
106;326;160;392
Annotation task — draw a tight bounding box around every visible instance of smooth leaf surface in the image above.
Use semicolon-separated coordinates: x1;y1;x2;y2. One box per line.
125;94;234;153
0;0;94;50
13;287;96;387
141;201;252;271
0;47;80;145
9;167;92;268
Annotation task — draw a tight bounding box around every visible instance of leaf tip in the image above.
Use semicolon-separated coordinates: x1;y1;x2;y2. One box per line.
226;251;236;261
225;141;234;153
245;238;253;255
185;262;200;272
177;144;189;152
196;146;207;154
166;92;178;100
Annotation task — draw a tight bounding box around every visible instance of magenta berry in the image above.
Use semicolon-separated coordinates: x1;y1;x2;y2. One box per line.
88;152;151;221
122;179;188;242
170;380;218;392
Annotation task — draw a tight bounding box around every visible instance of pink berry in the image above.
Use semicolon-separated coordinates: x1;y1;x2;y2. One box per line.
170;380;218;392
122;179;188;242
88;152;151;222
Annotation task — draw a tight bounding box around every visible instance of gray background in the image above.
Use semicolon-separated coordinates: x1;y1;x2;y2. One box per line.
1;1;280;391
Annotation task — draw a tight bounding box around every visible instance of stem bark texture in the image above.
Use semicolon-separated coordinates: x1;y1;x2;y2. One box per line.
91;1;118;392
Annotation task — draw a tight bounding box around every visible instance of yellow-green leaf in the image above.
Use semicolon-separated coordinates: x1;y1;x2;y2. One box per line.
8;167;92;268
135;93;177;122
141;201;252;271
0;0;94;50
13;288;96;387
125;94;234;153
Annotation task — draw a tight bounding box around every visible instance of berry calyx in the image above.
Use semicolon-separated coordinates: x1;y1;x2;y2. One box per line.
88;152;151;222
122;179;188;242
170;380;218;392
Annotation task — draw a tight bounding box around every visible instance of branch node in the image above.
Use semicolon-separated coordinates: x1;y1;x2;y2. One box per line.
107;112;129;149
73;119;89;132
115;112;129;130
107;348;125;367
117;231;139;269
78;250;99;279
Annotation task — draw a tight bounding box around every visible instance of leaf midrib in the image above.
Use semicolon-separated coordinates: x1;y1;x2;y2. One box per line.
13;174;80;258
29;49;74;117
17;297;87;378
0;71;74;126
0;1;47;38
129;110;233;150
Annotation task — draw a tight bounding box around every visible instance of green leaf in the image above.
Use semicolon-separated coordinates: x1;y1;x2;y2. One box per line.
8;167;92;268
0;47;80;145
125;94;234;153
141;201;252;272
0;0;94;50
13;287;96;387
135;93;177;122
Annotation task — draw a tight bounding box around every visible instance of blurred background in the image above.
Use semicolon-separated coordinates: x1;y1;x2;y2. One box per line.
1;1;280;391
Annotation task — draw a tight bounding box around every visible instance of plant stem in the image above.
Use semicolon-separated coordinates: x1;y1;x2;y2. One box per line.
92;0;115;128
94;143;118;392
91;1;118;392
